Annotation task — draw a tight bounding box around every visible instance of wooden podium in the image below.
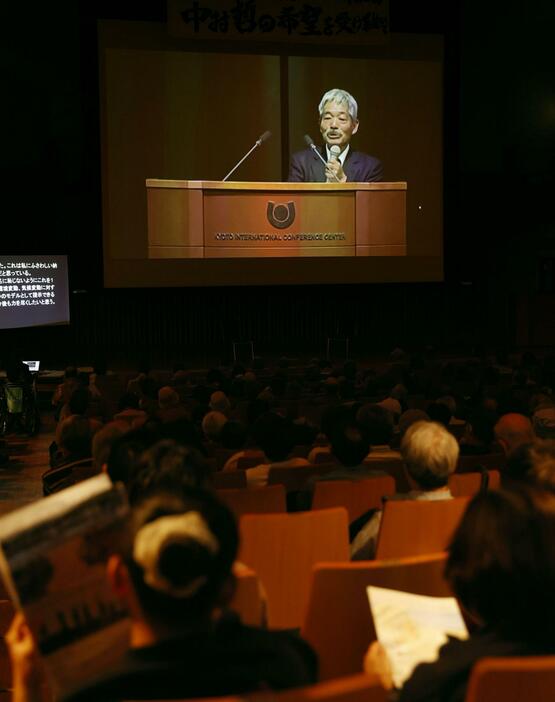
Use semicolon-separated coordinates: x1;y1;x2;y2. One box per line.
146;180;406;259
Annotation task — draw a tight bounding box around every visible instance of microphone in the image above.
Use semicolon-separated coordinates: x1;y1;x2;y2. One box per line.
304;134;341;182
222;131;272;182
330;145;341;160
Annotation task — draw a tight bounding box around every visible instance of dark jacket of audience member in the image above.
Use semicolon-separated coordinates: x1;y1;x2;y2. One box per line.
397;485;555;702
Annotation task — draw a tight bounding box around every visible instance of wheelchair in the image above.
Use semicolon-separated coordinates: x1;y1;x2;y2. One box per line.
0;377;40;436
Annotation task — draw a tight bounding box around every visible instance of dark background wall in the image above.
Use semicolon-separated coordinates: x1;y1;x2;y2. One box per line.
3;0;554;365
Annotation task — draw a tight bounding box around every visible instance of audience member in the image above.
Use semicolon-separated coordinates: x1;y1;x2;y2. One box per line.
127;440;212;503
157;387;190;424
209;390;231;415
357;404;400;461
52;366;79;418
528;439;555;488
458;407;497;455
365;484;555;701
311;421;381;482
114;393;148;428
201;410;228;443
92;421;129;473
351;421;457;560
246;413;310;486
494;413;535;457
7;489;317;700
54;415;100;467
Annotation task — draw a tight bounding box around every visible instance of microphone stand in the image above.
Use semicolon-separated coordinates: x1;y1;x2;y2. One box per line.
304;135;341;182
223;132;271;182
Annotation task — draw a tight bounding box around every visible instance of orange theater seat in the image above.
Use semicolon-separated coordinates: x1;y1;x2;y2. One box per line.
217;485;286;519
375;497;469;560
465;656;555;702
239;508;350;629
311;477;396;522
302;554;450;680
448;470;500;497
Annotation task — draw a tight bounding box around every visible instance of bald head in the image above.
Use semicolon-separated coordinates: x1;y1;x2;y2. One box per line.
495;413;535;456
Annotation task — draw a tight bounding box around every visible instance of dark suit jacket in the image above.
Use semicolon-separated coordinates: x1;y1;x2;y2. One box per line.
287;146;383;183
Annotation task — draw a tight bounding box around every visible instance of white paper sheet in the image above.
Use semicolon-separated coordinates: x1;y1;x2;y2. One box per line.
367;585;468;688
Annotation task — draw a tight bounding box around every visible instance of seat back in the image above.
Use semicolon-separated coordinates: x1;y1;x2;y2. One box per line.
217;485;286;519
42;458;97;496
448;470;500;497
175;673;386;702
272;673;387;702
237;456;265;470
365;460;410;493
212;471;247;489
302;554;449;680
457;453;506;473
375;497;469;560
229;564;267;628
311;477;396;522
465;656;555;702
268;464;337;492
239;508;350;629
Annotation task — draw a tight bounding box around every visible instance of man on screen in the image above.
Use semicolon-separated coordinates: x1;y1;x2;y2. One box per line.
288;88;383;183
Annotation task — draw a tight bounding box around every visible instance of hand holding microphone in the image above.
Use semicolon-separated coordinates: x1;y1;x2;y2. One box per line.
325;144;347;183
303;135;342;183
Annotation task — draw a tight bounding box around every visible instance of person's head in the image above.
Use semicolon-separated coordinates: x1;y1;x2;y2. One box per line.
528;440;555;489
209;390;230;415
494;413;535;456
467;407;497;447
446;485;555;645
109;489;238;630
219;421;247;450
401;420;459;490
426;401;452;427
533;406;555;440
93;358;108;376
64;365;78;380
92;421;129;472
68;387;90;416
118;392;141;412
330;422;370;468
201;411;228;442
318;88;359;152
356;404;394;446
158;386;180;410
397;409;430;439
252;412;295;462
128;440;212;503
107;426;161;486
58;415;98;459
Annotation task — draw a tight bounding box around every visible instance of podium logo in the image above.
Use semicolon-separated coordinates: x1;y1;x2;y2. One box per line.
267;201;295;229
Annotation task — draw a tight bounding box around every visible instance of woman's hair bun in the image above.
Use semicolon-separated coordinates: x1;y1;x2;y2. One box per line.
133;511;220;598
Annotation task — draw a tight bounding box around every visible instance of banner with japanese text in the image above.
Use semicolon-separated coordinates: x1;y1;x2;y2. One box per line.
168;0;389;45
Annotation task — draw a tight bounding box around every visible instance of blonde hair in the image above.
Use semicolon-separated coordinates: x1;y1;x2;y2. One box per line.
401;421;459;488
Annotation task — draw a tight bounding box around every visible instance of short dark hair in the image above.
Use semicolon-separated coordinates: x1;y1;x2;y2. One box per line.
252;412;295;462
123;489;238;622
128;440;212;504
219;421;247;450
69;388;90;416
330;422;369;467
446;485;555;645
356;404;394;446
58;416;95;458
426;402;452;427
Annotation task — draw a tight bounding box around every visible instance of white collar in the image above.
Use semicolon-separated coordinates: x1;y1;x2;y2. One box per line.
325;144;350;165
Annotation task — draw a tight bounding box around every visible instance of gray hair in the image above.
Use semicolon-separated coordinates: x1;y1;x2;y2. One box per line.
318;89;358;121
401;420;459;489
